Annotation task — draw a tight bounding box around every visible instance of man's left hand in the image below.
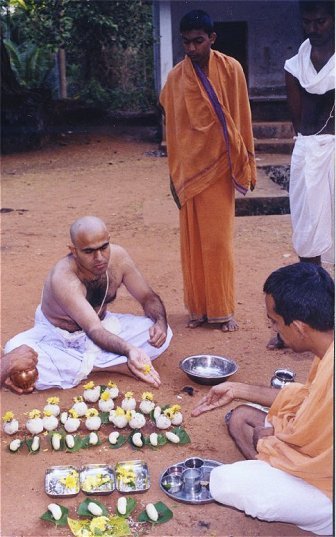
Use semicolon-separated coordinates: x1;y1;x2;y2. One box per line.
253;425;274;450
148;320;167;348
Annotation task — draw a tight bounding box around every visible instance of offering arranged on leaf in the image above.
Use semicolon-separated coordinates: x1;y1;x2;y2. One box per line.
44;397;60;417
71;396;88;417
26;409;44;435
121;392;136;411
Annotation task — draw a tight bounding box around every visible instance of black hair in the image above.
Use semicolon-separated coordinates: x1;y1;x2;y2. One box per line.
179;10;214;36
263;262;335;331
299;1;335;18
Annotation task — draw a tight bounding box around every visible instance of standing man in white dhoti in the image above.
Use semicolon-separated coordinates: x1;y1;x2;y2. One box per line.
4;216;172;390
285;1;334;265
268;1;334;350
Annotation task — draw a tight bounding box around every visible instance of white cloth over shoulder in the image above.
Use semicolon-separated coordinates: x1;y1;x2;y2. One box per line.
289;133;335;262
210;460;333;535
284;39;335;94
4;305;173;390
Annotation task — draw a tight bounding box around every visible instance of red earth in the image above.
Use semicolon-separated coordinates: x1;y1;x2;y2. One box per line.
1;125;317;536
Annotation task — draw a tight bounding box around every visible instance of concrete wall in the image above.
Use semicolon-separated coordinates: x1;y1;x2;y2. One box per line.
168;0;304;96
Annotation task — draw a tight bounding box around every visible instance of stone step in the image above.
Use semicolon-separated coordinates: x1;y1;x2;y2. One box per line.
254;138;294;154
253;121;294;139
235;159;290;216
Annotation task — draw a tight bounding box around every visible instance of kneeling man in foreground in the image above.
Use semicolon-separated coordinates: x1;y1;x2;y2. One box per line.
192;263;333;535
5;216;172;390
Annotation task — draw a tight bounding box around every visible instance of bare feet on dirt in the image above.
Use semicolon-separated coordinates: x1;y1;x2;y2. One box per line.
221;318;239;332
187;319;206;329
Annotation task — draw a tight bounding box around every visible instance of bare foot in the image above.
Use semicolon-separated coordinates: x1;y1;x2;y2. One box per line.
267;333;286;350
187;319;206;329
221;318;239;332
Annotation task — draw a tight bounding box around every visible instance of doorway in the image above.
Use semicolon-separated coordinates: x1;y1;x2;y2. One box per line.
213;21;248;81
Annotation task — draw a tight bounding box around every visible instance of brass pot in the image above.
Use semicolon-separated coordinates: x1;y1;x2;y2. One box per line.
10;367;38;390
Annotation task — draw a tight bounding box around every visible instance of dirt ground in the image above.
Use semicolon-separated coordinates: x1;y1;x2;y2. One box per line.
1;125;317;537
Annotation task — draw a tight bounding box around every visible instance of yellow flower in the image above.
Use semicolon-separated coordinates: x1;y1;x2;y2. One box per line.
142;364;151;375
124;391;133;399
89;516;109;534
100;391;111;401
2;411;15;422
68;408;79;419
170;404;181;413
28;409;41;419
83;381;95;390
82;473;110;492
117;466;136;486
73;395;84;403
115;406;125;417
60;470;78;490
43;409;53;417
107;381;117;388
125;410;133;422
46;396;59;405
86;408;99;418
164;404;181;419
141;392;153;401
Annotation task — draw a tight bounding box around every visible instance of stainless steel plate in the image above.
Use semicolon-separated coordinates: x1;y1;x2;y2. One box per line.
45;465;80;497
115;459;150;493
160;459;222;504
80;464;115;495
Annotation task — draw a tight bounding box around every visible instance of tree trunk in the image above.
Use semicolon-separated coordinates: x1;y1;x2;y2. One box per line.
57;47;67;99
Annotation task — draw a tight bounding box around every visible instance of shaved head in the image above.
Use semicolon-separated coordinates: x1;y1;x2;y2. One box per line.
70;216;108;246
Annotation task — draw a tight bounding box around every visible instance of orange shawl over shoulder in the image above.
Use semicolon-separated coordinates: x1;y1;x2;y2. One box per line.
160;50;256;207
257;342;334;499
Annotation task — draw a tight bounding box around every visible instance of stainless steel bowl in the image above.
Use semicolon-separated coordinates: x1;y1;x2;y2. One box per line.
180;355;238;385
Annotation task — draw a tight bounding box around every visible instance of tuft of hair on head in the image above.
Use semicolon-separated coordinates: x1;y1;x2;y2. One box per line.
179;9;214;36
299;1;335;18
263;262;335;331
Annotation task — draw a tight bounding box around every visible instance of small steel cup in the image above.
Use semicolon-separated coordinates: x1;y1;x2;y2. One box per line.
184;457;204;473
182;468;202;495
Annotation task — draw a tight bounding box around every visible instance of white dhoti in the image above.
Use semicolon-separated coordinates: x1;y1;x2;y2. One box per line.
210;460;333;535
4;305;173;390
289;134;335;263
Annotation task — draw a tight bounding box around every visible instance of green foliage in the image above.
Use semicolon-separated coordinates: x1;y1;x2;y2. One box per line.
1;0;156;112
3;38;55;89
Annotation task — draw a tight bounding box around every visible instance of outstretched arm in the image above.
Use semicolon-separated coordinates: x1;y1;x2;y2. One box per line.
50;271;161;387
192;381;278;417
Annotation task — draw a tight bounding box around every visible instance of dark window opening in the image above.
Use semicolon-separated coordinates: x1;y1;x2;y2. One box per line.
213;22;248;82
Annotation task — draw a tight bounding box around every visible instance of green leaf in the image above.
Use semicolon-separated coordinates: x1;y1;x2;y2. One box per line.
138;501;173;524
40;505;69;526
109;434;128;449
26;436;40;454
99;411;110;424
128;431;145;449
116;497;136;517
171;427;191;445
80;433;102;449
64;435;83;453
77;498;109;518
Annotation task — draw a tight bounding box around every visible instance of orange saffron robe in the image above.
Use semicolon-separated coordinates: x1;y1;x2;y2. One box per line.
257;343;334;499
160;50;256;321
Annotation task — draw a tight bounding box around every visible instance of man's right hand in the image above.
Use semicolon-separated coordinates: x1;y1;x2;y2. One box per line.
127;347;161;388
191;382;236;416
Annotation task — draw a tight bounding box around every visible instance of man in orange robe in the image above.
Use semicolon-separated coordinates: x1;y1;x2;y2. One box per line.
192;263;333;535
160;10;256;331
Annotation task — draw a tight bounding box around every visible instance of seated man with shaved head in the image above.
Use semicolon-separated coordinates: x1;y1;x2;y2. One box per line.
4;216;172;390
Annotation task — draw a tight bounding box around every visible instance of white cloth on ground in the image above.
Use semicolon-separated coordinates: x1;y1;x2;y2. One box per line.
4;305;173;390
289;133;335;262
210;460;333;535
284;39;335;95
